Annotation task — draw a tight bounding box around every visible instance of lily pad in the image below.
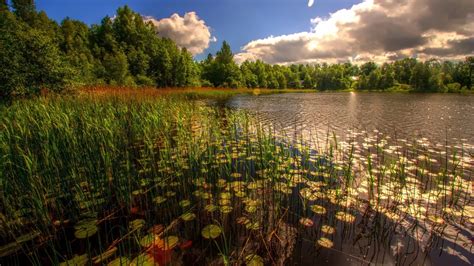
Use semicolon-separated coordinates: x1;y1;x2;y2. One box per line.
321;225;335;235
201;224;222;239
162;236;179;251
153;196;166;204
316;237;334;248
310;205;327;215
335;211;356;223
60;254;88;266
299;217;314;227
130;253;155;266
205;204;218;212
236;216;250;225
245;254;264;266
74;224;98;239
129;219;146;231
140;234;160;248
181;212;196;221
179;200;191;208
220;206;233;214
245;221;260;231
107;257;130;266
245;205;257;213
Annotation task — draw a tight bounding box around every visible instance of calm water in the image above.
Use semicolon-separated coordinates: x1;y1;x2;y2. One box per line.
229;92;474;145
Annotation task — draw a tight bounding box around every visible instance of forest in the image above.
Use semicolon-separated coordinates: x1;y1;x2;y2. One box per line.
1;1;473;100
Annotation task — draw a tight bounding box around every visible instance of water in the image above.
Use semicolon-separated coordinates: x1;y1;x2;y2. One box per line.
228;92;474;145
227;92;474;265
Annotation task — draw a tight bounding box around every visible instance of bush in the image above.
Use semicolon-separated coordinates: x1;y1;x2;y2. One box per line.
445;82;461;93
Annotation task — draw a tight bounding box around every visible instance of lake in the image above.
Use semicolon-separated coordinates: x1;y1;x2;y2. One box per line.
229;92;474;146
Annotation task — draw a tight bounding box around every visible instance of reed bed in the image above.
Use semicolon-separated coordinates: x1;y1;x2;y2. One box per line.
0;91;472;265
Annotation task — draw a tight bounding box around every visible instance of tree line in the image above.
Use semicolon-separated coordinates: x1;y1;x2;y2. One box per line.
1;2;473;99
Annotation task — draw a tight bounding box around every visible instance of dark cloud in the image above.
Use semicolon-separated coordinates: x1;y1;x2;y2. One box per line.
236;0;474;64
420;37;474;56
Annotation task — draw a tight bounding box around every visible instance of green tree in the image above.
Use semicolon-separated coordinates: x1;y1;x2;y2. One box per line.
302;72;313;89
0;11;71;98
102;51;130;85
12;0;35;23
208;41;241;87
0;0;8;12
410;62;430;91
60;18;95;84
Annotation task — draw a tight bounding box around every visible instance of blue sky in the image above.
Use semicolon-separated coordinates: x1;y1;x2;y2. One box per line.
35;0;474;63
36;0;361;59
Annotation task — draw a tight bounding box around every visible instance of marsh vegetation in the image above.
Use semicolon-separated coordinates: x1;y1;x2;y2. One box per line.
1;89;472;265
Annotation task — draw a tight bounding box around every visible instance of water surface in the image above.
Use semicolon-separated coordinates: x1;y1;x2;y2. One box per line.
229;92;474;145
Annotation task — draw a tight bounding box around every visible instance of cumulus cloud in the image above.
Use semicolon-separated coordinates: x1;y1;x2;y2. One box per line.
235;0;474;64
144;12;215;55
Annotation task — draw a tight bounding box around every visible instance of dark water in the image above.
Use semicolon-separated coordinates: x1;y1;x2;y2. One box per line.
228;92;474;145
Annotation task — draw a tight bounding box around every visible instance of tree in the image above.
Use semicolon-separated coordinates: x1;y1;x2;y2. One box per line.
0;0;8;12
102;51;130;85
360;62;377;76
410;62;430;91
60;18;95;84
12;0;35;23
302;72;313;89
207;41;241;88
0;11;71;98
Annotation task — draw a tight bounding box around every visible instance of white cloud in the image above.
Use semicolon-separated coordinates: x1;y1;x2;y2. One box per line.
236;0;474;64
144;12;214;55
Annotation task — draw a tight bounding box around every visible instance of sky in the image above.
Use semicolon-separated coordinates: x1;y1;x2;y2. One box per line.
36;0;474;64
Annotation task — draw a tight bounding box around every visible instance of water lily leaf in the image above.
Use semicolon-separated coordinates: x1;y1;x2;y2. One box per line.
219;198;231;206
335;211;356;223
181;212;196;221
74;224;98;239
220;206;233;214
163;236;179;251
179;200;191;208
245;221;260;231
107;257;130;266
140;234;161;248
231;172;242;178
93;247;117;264
321;225;335;234
310;205;327;215
299;217;314;227
205;204;218;212
59;254;88;266
129;219;146;231
316;237;334;248
234;191;245;198
130;253;155;266
245;205;257;213
201;224;222;239
74;218;97;230
220;192;231;200
153;196;167;204
300;188;319;201
245;254;264;266
236;216;250;225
